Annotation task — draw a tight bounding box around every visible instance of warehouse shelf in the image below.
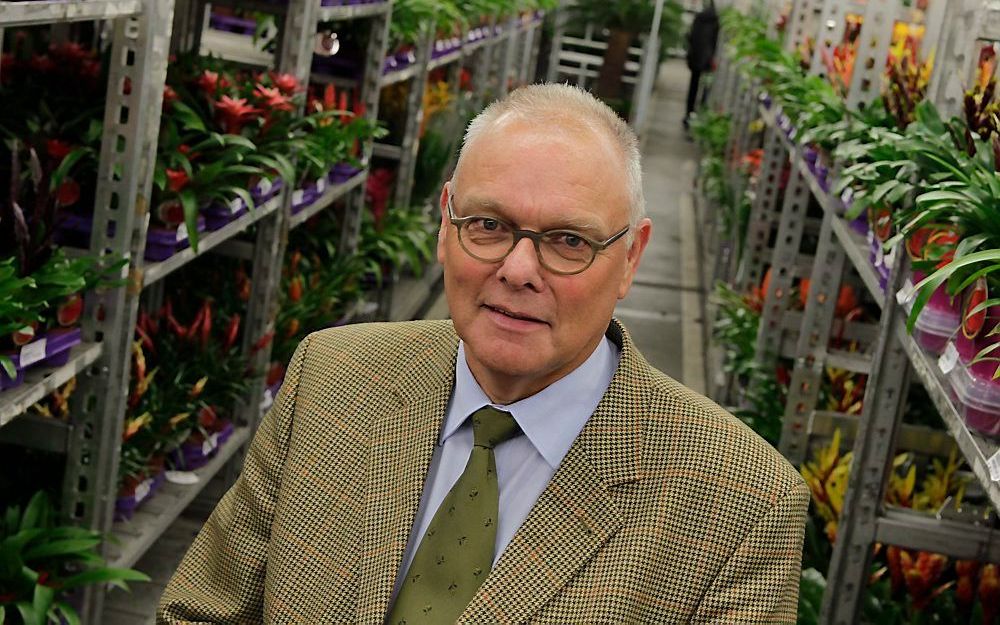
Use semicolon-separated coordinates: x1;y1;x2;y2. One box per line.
379;63;421;87
0;341;103;428
107;425;253;570
206;0;390;20
428;48;463;70
141;194;282;288
0;0;141;27
287;169;367;229
372;141;403;159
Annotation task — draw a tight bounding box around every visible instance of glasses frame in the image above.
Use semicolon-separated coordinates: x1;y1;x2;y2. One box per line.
447;191;630;276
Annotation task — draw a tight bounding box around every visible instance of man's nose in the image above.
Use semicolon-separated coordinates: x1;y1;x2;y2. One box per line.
496;236;543;289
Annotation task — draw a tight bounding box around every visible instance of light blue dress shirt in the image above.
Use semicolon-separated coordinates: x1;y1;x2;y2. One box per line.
391;336;621;601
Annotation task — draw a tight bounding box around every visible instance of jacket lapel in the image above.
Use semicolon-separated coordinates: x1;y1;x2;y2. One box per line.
462;319;649;623
355;337;458;624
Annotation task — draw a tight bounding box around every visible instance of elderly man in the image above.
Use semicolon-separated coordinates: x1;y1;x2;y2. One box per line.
159;83;808;624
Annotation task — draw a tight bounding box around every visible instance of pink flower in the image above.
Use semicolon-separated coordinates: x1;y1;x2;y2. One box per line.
270;72;300;95
214;95;258;134
253;85;293;112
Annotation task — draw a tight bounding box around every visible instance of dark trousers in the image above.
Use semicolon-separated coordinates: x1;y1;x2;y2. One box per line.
685;68;703;118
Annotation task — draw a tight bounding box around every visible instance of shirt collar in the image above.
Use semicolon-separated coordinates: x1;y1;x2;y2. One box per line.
443;337;620;468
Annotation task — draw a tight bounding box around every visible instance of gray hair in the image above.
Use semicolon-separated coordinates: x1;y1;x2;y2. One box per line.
453;83;645;243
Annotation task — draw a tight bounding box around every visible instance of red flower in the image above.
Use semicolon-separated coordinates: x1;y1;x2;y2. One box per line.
29;54;56;73
323;84;336;110
198;70;221;95
214;95;258;134
56;179;81;207
80;59;101;80
49;41;89;63
254;85;294;112
271;72;300;94
165;168;189;192
163;85;179;107
46;139;73;161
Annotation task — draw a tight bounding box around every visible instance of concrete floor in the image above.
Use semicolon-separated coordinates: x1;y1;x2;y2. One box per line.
105;58;705;623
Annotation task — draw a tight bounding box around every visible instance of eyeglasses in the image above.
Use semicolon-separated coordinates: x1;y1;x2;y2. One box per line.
447;191;629;275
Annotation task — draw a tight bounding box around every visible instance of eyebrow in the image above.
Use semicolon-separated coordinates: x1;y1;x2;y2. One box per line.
458;196;607;237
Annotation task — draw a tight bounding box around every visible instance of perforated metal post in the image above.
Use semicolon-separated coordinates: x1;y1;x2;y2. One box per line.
59;1;174;621
820;249;911;624
779;211;847;465
808;0;865;77
499;15;519;94
754;167;810;363
928;1;1000;119
784;0;822;55
844;0;896;110
735;125;785;295
392;26;434;212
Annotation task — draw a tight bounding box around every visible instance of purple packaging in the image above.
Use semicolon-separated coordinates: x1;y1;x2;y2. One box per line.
291;182;320;214
329;162;362;183
114;470;166;522
171;420;235;471
144;216;207;262
203;197;249;231
209;13;256;35
250;177;284;204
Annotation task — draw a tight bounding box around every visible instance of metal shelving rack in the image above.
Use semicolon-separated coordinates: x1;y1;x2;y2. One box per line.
0;1;390;623
706;1;1000;623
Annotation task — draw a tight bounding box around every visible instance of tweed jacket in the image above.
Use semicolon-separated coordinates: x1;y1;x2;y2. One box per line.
158;319;809;624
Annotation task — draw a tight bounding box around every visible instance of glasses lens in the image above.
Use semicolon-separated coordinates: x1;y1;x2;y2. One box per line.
540;232;594;273
460;218;513;260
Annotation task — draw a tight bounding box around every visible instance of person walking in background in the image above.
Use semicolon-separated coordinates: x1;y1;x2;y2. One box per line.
685;0;720;129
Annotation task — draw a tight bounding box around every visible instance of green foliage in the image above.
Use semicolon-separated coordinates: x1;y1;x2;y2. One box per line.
0;492;148;625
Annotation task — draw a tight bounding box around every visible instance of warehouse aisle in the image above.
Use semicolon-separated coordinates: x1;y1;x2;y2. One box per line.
104;58;705;623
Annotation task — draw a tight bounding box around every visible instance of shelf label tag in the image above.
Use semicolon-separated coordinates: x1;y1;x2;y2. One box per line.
176;223;189;243
292;189;305;205
260;388;274;413
896;278;916;307
135;478;152;503
988;449;1000;482
938;342;959;375
316;177;327;194
257;178;273;196
840;187;854;204
165;471;200;485
20;338;47;367
202;432;220;456
229;198;243;215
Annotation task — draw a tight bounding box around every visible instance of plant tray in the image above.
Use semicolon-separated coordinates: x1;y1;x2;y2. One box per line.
203;197;250;231
114;470;166;522
0;326;83;392
329;162;362;184
144;216;207;262
170;420;235;471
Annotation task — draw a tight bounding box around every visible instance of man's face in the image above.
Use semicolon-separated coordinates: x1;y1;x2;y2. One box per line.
438;118;651;401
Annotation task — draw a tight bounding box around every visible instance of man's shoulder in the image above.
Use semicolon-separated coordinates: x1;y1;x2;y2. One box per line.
641;367;804;495
297;320;459;379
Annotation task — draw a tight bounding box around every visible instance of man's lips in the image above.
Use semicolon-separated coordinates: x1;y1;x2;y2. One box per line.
482;304;548;324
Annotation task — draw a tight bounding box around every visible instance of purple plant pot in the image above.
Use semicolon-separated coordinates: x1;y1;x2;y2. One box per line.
250;177;284;204
802;146;818;171
329;162;362;183
849;213;868;236
114;471;165;522
171;421;235;471
144;216;207;262
0;365;24;391
291;183;320;214
0;326;81;391
203;197;249;231
815;165;830;193
54;212;116;248
209;13;257;35
395;49;416;66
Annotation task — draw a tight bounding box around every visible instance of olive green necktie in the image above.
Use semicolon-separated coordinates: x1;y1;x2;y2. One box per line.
388;406;521;625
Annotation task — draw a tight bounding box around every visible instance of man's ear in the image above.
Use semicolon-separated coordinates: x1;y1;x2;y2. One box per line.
437;182;451;265
617;217;652;299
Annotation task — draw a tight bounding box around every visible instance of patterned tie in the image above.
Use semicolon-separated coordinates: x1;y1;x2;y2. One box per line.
388;406;521;625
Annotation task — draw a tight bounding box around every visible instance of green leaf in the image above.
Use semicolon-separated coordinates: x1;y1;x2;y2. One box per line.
32;583;54;621
48;147;89;192
15;600;42;625
54;601;81;625
19;492;49;533
171;101;207;133
0;355;15;380
59;567;151;590
23;538;101;560
179;189;199;254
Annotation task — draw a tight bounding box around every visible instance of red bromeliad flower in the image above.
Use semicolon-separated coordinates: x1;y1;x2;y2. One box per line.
56;179;81;207
49;41;89;63
254;84;294;112
46;139;73;161
29;54;56;73
163;85;179;108
271;72;300;95
80;59;101;81
215;95;258;134
165;168;190;192
198;70;222;95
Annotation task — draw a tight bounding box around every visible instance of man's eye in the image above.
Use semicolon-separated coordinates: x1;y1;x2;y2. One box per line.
481;218;500;231
559;234;585;248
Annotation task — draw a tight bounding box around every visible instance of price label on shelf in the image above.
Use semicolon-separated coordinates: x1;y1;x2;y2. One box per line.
315;177;327;194
135;478;152;503
988;450;1000;482
257;178;273;196
292;189;305;205
840;187;854;205
20;337;47;367
938;342;959;375
895;278;915;307
201;432;220;456
165;471;200;485
176;222;189;243
229;197;243;215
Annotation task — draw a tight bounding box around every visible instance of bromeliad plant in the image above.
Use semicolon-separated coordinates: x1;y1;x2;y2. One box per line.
0;491;149;625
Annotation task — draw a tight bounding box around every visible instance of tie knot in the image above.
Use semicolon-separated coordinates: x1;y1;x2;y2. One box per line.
470;407;520;449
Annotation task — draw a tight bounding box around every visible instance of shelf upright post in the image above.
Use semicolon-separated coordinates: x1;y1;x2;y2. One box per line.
784;0;821;56
734;125;785;296
778;210;847;465
470;18;498;110
499;15;519;95
392;26;435;212
526;14;544;84
753;166;810;366
808;0;863;77
842;0;895;111
59;1;175;621
518;15;534;86
820;251;911;624
928;1;999;120
545;8;567;83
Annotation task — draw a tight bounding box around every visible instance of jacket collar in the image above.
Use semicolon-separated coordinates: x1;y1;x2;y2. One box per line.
355;319;650;623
